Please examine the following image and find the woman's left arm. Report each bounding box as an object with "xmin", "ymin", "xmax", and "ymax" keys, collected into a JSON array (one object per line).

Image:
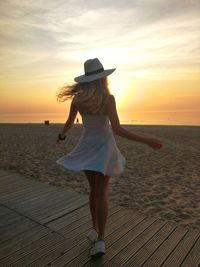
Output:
[{"xmin": 61, "ymin": 99, "xmax": 78, "ymax": 136}]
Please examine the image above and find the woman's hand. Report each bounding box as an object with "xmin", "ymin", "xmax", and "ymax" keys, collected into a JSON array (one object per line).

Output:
[
  {"xmin": 145, "ymin": 138, "xmax": 163, "ymax": 149},
  {"xmin": 56, "ymin": 138, "xmax": 61, "ymax": 145},
  {"xmin": 56, "ymin": 133, "xmax": 66, "ymax": 145}
]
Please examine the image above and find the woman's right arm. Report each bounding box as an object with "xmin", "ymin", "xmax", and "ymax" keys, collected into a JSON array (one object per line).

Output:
[{"xmin": 107, "ymin": 95, "xmax": 162, "ymax": 149}]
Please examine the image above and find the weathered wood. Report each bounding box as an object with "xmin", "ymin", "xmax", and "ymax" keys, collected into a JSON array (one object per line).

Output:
[
  {"xmin": 181, "ymin": 235, "xmax": 200, "ymax": 267},
  {"xmin": 124, "ymin": 221, "xmax": 176, "ymax": 266},
  {"xmin": 0, "ymin": 217, "xmax": 37, "ymax": 244},
  {"xmin": 162, "ymin": 228, "xmax": 200, "ymax": 267},
  {"xmin": 17, "ymin": 190, "xmax": 76, "ymax": 214},
  {"xmin": 0, "ymin": 184, "xmax": 53, "ymax": 201},
  {"xmin": 143, "ymin": 225, "xmax": 189, "ymax": 266},
  {"xmin": 46, "ymin": 203, "xmax": 91, "ymax": 230},
  {"xmin": 0, "ymin": 206, "xmax": 27, "ymax": 227},
  {"xmin": 14, "ymin": 191, "xmax": 81, "ymax": 217},
  {"xmin": 57, "ymin": 209, "xmax": 142, "ymax": 267},
  {"xmin": 0, "ymin": 181, "xmax": 59, "ymax": 201},
  {"xmin": 0, "ymin": 170, "xmax": 15, "ymax": 176},
  {"xmin": 1, "ymin": 169, "xmax": 200, "ymax": 267},
  {"xmin": 60, "ymin": 205, "xmax": 123, "ymax": 236},
  {"xmin": 28, "ymin": 206, "xmax": 128, "ymax": 266},
  {"xmin": 0, "ymin": 231, "xmax": 65, "ymax": 266},
  {"xmin": 0, "ymin": 178, "xmax": 30, "ymax": 191},
  {"xmin": 46, "ymin": 201, "xmax": 117, "ymax": 231},
  {"xmin": 0, "ymin": 225, "xmax": 50, "ymax": 259},
  {"xmin": 0, "ymin": 176, "xmax": 74, "ymax": 203},
  {"xmin": 38, "ymin": 197, "xmax": 89, "ymax": 224}
]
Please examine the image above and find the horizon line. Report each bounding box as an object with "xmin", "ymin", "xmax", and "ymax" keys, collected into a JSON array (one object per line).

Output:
[{"xmin": 0, "ymin": 122, "xmax": 199, "ymax": 127}]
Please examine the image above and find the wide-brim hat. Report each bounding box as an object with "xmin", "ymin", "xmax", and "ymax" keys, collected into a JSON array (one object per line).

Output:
[{"xmin": 74, "ymin": 58, "xmax": 116, "ymax": 83}]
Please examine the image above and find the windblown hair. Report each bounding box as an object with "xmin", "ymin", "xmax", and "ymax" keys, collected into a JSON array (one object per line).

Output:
[{"xmin": 56, "ymin": 77, "xmax": 111, "ymax": 114}]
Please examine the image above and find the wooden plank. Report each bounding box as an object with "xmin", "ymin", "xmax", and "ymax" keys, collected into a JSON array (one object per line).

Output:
[
  {"xmin": 181, "ymin": 235, "xmax": 200, "ymax": 267},
  {"xmin": 0, "ymin": 217, "xmax": 37, "ymax": 244},
  {"xmin": 106, "ymin": 218, "xmax": 165, "ymax": 266},
  {"xmin": 1, "ymin": 172, "xmax": 73, "ymax": 196},
  {"xmin": 87, "ymin": 215, "xmax": 152, "ymax": 265},
  {"xmin": 46, "ymin": 201, "xmax": 117, "ymax": 231},
  {"xmin": 3, "ymin": 190, "xmax": 79, "ymax": 219},
  {"xmin": 0, "ymin": 178, "xmax": 31, "ymax": 190},
  {"xmin": 61, "ymin": 204, "xmax": 123, "ymax": 235},
  {"xmin": 0, "ymin": 173, "xmax": 36, "ymax": 188},
  {"xmin": 0, "ymin": 207, "xmax": 25, "ymax": 227},
  {"xmin": 0, "ymin": 172, "xmax": 26, "ymax": 181},
  {"xmin": 0, "ymin": 182, "xmax": 57, "ymax": 201},
  {"xmin": 2, "ymin": 205, "xmax": 121, "ymax": 266},
  {"xmin": 0, "ymin": 204, "xmax": 14, "ymax": 216},
  {"xmin": 1, "ymin": 176, "xmax": 89, "ymax": 227},
  {"xmin": 4, "ymin": 189, "xmax": 77, "ymax": 214},
  {"xmin": 0, "ymin": 173, "xmax": 31, "ymax": 185},
  {"xmin": 161, "ymin": 228, "xmax": 200, "ymax": 267},
  {"xmin": 0, "ymin": 172, "xmax": 86, "ymax": 211},
  {"xmin": 0, "ymin": 231, "xmax": 65, "ymax": 266},
  {"xmin": 0, "ymin": 170, "xmax": 13, "ymax": 176},
  {"xmin": 143, "ymin": 225, "xmax": 189, "ymax": 266},
  {"xmin": 0, "ymin": 225, "xmax": 50, "ymax": 259},
  {"xmin": 40, "ymin": 198, "xmax": 89, "ymax": 224},
  {"xmin": 10, "ymin": 189, "xmax": 76, "ymax": 211},
  {"xmin": 27, "ymin": 194, "xmax": 85, "ymax": 219},
  {"xmin": 0, "ymin": 177, "xmax": 71, "ymax": 201},
  {"xmin": 31, "ymin": 198, "xmax": 88, "ymax": 224},
  {"xmin": 0, "ymin": 179, "xmax": 33, "ymax": 195},
  {"xmin": 46, "ymin": 203, "xmax": 91, "ymax": 230},
  {"xmin": 57, "ymin": 204, "xmax": 123, "ymax": 236},
  {"xmin": 62, "ymin": 211, "xmax": 146, "ymax": 267},
  {"xmin": 26, "ymin": 206, "xmax": 129, "ymax": 266},
  {"xmin": 21, "ymin": 190, "xmax": 77, "ymax": 215},
  {"xmin": 123, "ymin": 221, "xmax": 176, "ymax": 267},
  {"xmin": 79, "ymin": 212, "xmax": 147, "ymax": 267},
  {"xmin": 1, "ymin": 170, "xmax": 200, "ymax": 267},
  {"xmin": 103, "ymin": 211, "xmax": 147, "ymax": 248},
  {"xmin": 0, "ymin": 172, "xmax": 73, "ymax": 198},
  {"xmin": 0, "ymin": 189, "xmax": 62, "ymax": 213},
  {"xmin": 0, "ymin": 210, "xmax": 32, "ymax": 235}
]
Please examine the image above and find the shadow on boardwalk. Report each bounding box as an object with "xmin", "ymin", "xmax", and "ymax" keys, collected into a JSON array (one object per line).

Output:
[{"xmin": 0, "ymin": 169, "xmax": 200, "ymax": 266}]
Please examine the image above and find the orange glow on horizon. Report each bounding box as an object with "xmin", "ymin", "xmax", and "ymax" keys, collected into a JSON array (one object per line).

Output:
[{"xmin": 0, "ymin": 1, "xmax": 199, "ymax": 125}]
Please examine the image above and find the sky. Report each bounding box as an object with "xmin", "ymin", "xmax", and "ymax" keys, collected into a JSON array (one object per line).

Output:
[{"xmin": 0, "ymin": 0, "xmax": 200, "ymax": 125}]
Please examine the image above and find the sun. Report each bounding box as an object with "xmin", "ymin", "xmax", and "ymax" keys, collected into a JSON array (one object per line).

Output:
[
  {"xmin": 108, "ymin": 76, "xmax": 128, "ymax": 106},
  {"xmin": 109, "ymin": 77, "xmax": 125, "ymax": 105}
]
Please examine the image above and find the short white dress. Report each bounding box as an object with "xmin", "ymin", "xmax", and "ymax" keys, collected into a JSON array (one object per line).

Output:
[{"xmin": 56, "ymin": 114, "xmax": 126, "ymax": 177}]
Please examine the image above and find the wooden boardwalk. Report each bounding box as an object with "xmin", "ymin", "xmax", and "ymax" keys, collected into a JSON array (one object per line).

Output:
[{"xmin": 0, "ymin": 169, "xmax": 200, "ymax": 267}]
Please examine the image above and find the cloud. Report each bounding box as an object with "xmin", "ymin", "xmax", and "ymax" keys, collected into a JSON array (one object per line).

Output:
[{"xmin": 0, "ymin": 0, "xmax": 199, "ymax": 81}]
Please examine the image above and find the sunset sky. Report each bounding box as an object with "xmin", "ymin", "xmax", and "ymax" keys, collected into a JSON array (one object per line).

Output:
[{"xmin": 1, "ymin": 0, "xmax": 200, "ymax": 125}]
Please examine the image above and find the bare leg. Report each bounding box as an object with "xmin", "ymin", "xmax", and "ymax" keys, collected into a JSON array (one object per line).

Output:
[
  {"xmin": 84, "ymin": 170, "xmax": 98, "ymax": 231},
  {"xmin": 95, "ymin": 171, "xmax": 110, "ymax": 241}
]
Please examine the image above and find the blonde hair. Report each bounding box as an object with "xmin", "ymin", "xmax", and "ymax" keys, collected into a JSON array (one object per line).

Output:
[{"xmin": 56, "ymin": 77, "xmax": 111, "ymax": 114}]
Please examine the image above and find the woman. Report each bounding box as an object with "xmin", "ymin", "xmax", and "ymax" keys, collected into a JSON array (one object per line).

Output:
[{"xmin": 56, "ymin": 58, "xmax": 162, "ymax": 257}]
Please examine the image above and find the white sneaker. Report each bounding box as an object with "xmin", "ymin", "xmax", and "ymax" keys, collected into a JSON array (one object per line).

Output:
[
  {"xmin": 90, "ymin": 240, "xmax": 106, "ymax": 257},
  {"xmin": 86, "ymin": 228, "xmax": 98, "ymax": 243}
]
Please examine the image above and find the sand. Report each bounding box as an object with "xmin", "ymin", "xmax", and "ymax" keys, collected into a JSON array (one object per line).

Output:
[{"xmin": 0, "ymin": 123, "xmax": 200, "ymax": 231}]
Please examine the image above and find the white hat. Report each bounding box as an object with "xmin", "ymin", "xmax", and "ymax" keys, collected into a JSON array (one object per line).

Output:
[{"xmin": 74, "ymin": 58, "xmax": 116, "ymax": 83}]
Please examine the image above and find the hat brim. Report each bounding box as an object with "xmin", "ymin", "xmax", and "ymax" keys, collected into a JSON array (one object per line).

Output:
[{"xmin": 74, "ymin": 68, "xmax": 116, "ymax": 83}]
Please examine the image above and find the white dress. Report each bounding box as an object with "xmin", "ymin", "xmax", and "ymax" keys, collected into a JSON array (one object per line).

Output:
[{"xmin": 56, "ymin": 114, "xmax": 126, "ymax": 177}]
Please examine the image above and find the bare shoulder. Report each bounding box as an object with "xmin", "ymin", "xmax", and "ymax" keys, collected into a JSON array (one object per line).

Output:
[
  {"xmin": 106, "ymin": 94, "xmax": 121, "ymax": 133},
  {"xmin": 108, "ymin": 94, "xmax": 115, "ymax": 100},
  {"xmin": 107, "ymin": 95, "xmax": 116, "ymax": 112}
]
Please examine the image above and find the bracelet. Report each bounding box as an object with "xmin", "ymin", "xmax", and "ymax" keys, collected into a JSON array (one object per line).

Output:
[{"xmin": 58, "ymin": 133, "xmax": 66, "ymax": 140}]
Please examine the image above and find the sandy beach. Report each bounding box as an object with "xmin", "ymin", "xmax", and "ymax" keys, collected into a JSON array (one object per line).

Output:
[{"xmin": 0, "ymin": 123, "xmax": 200, "ymax": 231}]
